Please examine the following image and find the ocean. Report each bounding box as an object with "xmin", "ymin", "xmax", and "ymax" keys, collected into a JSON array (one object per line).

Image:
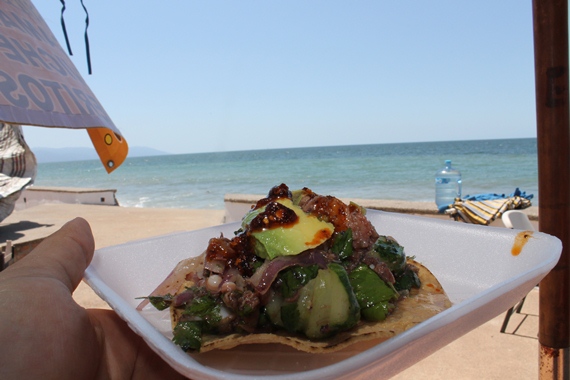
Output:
[{"xmin": 33, "ymin": 138, "xmax": 538, "ymax": 210}]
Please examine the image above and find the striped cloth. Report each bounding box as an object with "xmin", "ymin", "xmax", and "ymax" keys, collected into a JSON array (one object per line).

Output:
[
  {"xmin": 445, "ymin": 191, "xmax": 532, "ymax": 225},
  {"xmin": 0, "ymin": 123, "xmax": 37, "ymax": 222}
]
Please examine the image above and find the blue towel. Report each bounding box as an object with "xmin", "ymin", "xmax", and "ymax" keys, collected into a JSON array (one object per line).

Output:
[{"xmin": 463, "ymin": 188, "xmax": 533, "ymax": 202}]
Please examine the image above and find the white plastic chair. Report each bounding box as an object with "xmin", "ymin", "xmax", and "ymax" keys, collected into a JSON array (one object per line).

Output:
[
  {"xmin": 500, "ymin": 210, "xmax": 535, "ymax": 333},
  {"xmin": 502, "ymin": 210, "xmax": 535, "ymax": 230}
]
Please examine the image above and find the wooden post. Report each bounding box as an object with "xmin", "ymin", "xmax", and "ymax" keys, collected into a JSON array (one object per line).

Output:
[{"xmin": 533, "ymin": 0, "xmax": 570, "ymax": 378}]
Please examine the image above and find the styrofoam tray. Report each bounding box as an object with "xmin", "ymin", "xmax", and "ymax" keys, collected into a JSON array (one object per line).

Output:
[{"xmin": 84, "ymin": 210, "xmax": 561, "ymax": 380}]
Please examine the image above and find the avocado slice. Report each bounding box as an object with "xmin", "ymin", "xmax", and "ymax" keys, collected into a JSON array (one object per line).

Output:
[{"xmin": 243, "ymin": 198, "xmax": 334, "ymax": 260}]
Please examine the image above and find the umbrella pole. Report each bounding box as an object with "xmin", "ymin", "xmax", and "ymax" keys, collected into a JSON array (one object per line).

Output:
[{"xmin": 533, "ymin": 0, "xmax": 570, "ymax": 378}]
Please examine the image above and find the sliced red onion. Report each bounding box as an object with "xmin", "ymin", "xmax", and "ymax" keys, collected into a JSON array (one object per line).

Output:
[
  {"xmin": 173, "ymin": 288, "xmax": 196, "ymax": 307},
  {"xmin": 247, "ymin": 250, "xmax": 329, "ymax": 295}
]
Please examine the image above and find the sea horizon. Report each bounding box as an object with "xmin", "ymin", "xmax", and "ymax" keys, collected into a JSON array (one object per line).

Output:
[
  {"xmin": 33, "ymin": 137, "xmax": 538, "ymax": 210},
  {"xmin": 32, "ymin": 136, "xmax": 536, "ymax": 164}
]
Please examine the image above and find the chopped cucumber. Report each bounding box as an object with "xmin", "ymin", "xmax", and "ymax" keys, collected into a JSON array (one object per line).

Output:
[{"xmin": 279, "ymin": 263, "xmax": 360, "ymax": 339}]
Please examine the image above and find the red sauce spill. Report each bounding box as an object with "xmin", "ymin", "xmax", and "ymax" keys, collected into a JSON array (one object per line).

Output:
[{"xmin": 511, "ymin": 231, "xmax": 534, "ymax": 256}]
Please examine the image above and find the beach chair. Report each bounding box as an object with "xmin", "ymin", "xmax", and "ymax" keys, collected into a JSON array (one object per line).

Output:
[
  {"xmin": 444, "ymin": 189, "xmax": 533, "ymax": 225},
  {"xmin": 500, "ymin": 210, "xmax": 535, "ymax": 333}
]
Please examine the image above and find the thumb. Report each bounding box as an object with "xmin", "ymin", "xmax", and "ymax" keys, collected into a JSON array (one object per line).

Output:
[{"xmin": 3, "ymin": 217, "xmax": 95, "ymax": 292}]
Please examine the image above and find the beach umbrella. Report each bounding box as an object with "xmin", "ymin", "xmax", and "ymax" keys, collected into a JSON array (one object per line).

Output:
[
  {"xmin": 532, "ymin": 0, "xmax": 570, "ymax": 377},
  {"xmin": 0, "ymin": 1, "xmax": 128, "ymax": 174}
]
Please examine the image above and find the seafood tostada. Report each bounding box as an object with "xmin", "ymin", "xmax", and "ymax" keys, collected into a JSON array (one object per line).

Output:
[{"xmin": 139, "ymin": 184, "xmax": 451, "ymax": 353}]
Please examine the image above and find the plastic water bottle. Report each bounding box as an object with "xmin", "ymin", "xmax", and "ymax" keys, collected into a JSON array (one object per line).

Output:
[{"xmin": 435, "ymin": 160, "xmax": 462, "ymax": 210}]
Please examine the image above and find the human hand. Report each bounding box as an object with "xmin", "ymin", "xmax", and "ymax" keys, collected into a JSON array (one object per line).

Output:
[{"xmin": 0, "ymin": 218, "xmax": 187, "ymax": 380}]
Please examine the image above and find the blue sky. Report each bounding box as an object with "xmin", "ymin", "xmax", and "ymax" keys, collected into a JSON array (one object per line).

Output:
[{"xmin": 25, "ymin": 1, "xmax": 536, "ymax": 155}]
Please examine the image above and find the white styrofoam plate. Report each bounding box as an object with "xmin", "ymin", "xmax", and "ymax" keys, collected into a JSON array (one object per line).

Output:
[{"xmin": 84, "ymin": 210, "xmax": 561, "ymax": 380}]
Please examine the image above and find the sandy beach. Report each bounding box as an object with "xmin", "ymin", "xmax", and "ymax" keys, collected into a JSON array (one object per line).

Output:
[{"xmin": 1, "ymin": 202, "xmax": 540, "ymax": 379}]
